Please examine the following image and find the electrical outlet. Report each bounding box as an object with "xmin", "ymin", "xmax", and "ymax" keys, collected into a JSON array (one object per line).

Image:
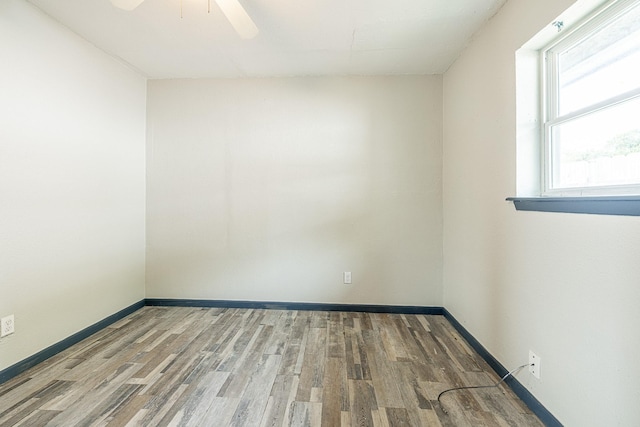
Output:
[
  {"xmin": 343, "ymin": 272, "xmax": 352, "ymax": 284},
  {"xmin": 1, "ymin": 315, "xmax": 15, "ymax": 337},
  {"xmin": 529, "ymin": 350, "xmax": 541, "ymax": 379}
]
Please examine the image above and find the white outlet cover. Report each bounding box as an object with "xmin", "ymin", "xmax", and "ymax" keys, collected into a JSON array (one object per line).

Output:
[
  {"xmin": 529, "ymin": 350, "xmax": 541, "ymax": 379},
  {"xmin": 1, "ymin": 314, "xmax": 15, "ymax": 337},
  {"xmin": 343, "ymin": 272, "xmax": 352, "ymax": 284}
]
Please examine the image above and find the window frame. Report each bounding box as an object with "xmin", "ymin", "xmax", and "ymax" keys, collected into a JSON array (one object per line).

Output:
[{"xmin": 540, "ymin": 0, "xmax": 640, "ymax": 197}]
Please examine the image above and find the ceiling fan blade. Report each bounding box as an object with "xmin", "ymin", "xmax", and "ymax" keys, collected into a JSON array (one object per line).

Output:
[
  {"xmin": 215, "ymin": 0, "xmax": 259, "ymax": 39},
  {"xmin": 110, "ymin": 0, "xmax": 146, "ymax": 11}
]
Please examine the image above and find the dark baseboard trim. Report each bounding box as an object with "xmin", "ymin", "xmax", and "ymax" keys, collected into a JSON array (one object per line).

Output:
[
  {"xmin": 0, "ymin": 300, "xmax": 145, "ymax": 385},
  {"xmin": 144, "ymin": 298, "xmax": 444, "ymax": 315},
  {"xmin": 443, "ymin": 309, "xmax": 562, "ymax": 427}
]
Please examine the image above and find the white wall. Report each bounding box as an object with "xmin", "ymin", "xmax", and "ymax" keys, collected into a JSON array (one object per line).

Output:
[
  {"xmin": 146, "ymin": 76, "xmax": 442, "ymax": 306},
  {"xmin": 0, "ymin": 0, "xmax": 146, "ymax": 371},
  {"xmin": 443, "ymin": 0, "xmax": 640, "ymax": 425}
]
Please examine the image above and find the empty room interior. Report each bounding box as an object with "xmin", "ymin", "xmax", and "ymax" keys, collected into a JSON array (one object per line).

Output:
[{"xmin": 1, "ymin": 0, "xmax": 640, "ymax": 425}]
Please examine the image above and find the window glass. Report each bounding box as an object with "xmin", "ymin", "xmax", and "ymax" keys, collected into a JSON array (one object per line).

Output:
[
  {"xmin": 544, "ymin": 0, "xmax": 640, "ymax": 194},
  {"xmin": 558, "ymin": 2, "xmax": 640, "ymax": 115},
  {"xmin": 550, "ymin": 96, "xmax": 640, "ymax": 189}
]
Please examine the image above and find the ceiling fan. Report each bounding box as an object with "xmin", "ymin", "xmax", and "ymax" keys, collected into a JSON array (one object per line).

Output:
[{"xmin": 109, "ymin": 0, "xmax": 259, "ymax": 39}]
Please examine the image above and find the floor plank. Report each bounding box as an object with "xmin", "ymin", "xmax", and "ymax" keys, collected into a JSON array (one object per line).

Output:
[{"xmin": 0, "ymin": 307, "xmax": 544, "ymax": 426}]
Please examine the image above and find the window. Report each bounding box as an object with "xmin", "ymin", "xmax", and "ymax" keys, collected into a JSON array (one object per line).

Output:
[{"xmin": 542, "ymin": 0, "xmax": 640, "ymax": 195}]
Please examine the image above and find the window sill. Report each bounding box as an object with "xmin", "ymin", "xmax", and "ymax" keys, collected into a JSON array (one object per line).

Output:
[{"xmin": 506, "ymin": 196, "xmax": 640, "ymax": 216}]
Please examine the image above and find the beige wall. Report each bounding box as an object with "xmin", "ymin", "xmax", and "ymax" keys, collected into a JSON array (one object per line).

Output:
[
  {"xmin": 146, "ymin": 76, "xmax": 443, "ymax": 306},
  {"xmin": 443, "ymin": 0, "xmax": 640, "ymax": 425},
  {"xmin": 0, "ymin": 0, "xmax": 146, "ymax": 371}
]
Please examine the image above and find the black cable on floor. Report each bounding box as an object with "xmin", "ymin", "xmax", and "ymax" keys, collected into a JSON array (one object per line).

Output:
[{"xmin": 437, "ymin": 363, "xmax": 531, "ymax": 414}]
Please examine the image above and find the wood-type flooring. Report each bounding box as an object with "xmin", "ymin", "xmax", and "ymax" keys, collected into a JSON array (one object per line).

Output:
[{"xmin": 0, "ymin": 307, "xmax": 544, "ymax": 426}]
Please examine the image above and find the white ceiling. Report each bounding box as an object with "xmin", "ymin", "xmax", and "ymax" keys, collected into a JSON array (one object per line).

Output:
[{"xmin": 26, "ymin": 0, "xmax": 507, "ymax": 79}]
